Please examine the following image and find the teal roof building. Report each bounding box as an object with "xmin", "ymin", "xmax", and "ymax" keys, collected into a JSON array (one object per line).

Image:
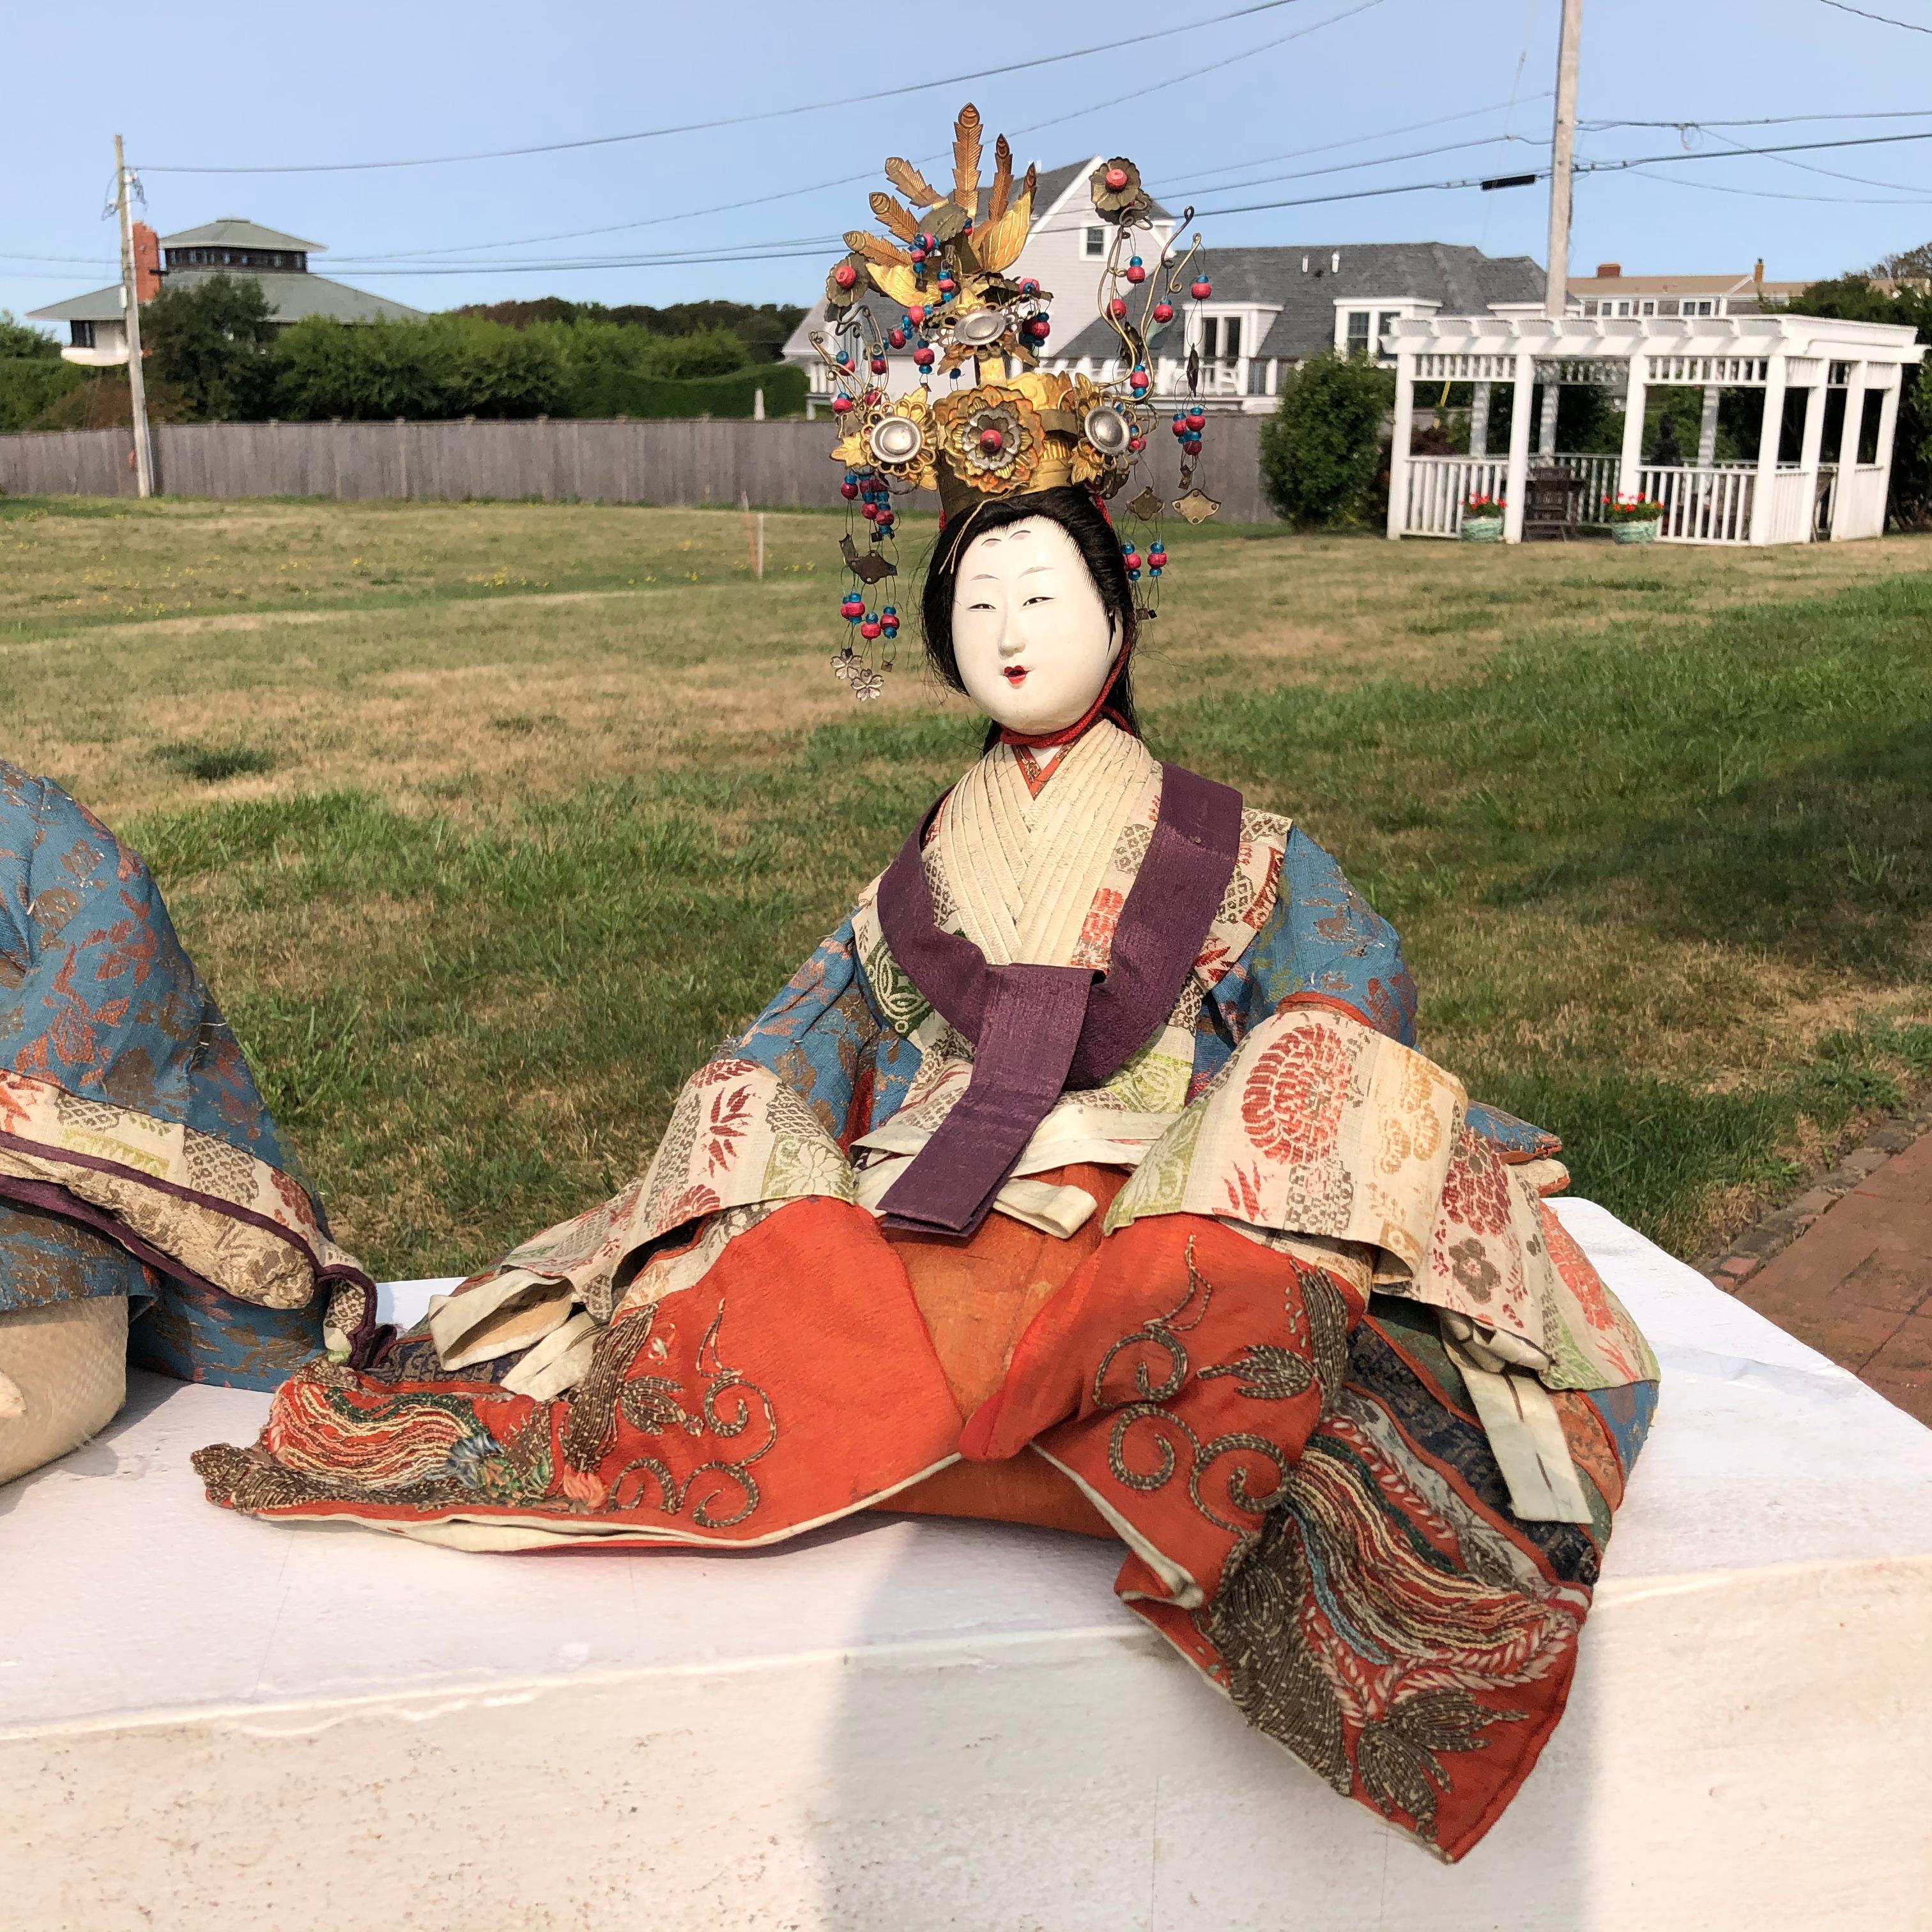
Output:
[{"xmin": 29, "ymin": 218, "xmax": 422, "ymax": 365}]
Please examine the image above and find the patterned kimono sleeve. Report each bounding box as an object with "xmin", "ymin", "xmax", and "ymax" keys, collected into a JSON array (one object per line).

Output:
[
  {"xmin": 727, "ymin": 908, "xmax": 910, "ymax": 1153},
  {"xmin": 0, "ymin": 762, "xmax": 329, "ymax": 1386},
  {"xmin": 1192, "ymin": 828, "xmax": 1416, "ymax": 1099},
  {"xmin": 1193, "ymin": 830, "xmax": 1561, "ymax": 1167}
]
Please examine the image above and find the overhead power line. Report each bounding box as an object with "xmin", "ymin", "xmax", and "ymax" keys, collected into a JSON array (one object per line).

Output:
[
  {"xmin": 0, "ymin": 252, "xmax": 123, "ymax": 267},
  {"xmin": 335, "ymin": 127, "xmax": 1542, "ymax": 274},
  {"xmin": 341, "ymin": 252, "xmax": 841, "ymax": 277},
  {"xmin": 1188, "ymin": 124, "xmax": 1932, "ymax": 220},
  {"xmin": 1584, "ymin": 107, "xmax": 1932, "ymax": 129},
  {"xmin": 137, "ymin": 0, "xmax": 1334, "ymax": 174},
  {"xmin": 326, "ymin": 123, "xmax": 1932, "ymax": 279},
  {"xmin": 1163, "ymin": 130, "xmax": 1538, "ymax": 203},
  {"xmin": 338, "ymin": 0, "xmax": 1394, "ymax": 264},
  {"xmin": 1167, "ymin": 92, "xmax": 1549, "ymax": 189},
  {"xmin": 1813, "ymin": 0, "xmax": 1932, "ymax": 31},
  {"xmin": 1699, "ymin": 123, "xmax": 1928, "ymax": 195},
  {"xmin": 1624, "ymin": 168, "xmax": 1927, "ymax": 206}
]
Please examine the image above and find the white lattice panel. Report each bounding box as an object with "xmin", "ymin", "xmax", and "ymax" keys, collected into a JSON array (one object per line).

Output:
[
  {"xmin": 1644, "ymin": 356, "xmax": 1771, "ymax": 387},
  {"xmin": 1413, "ymin": 353, "xmax": 1514, "ymax": 381}
]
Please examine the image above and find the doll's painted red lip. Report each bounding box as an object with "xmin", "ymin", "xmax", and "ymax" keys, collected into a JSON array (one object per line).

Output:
[{"xmin": 1002, "ymin": 666, "xmax": 1028, "ymax": 684}]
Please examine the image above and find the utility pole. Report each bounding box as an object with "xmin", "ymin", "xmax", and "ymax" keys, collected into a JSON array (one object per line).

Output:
[
  {"xmin": 1544, "ymin": 0, "xmax": 1584, "ymax": 321},
  {"xmin": 114, "ymin": 134, "xmax": 155, "ymax": 498}
]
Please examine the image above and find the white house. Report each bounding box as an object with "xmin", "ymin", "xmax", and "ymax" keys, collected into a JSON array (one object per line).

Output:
[
  {"xmin": 1048, "ymin": 243, "xmax": 1542, "ymax": 414},
  {"xmin": 785, "ymin": 188, "xmax": 1545, "ymax": 418},
  {"xmin": 29, "ymin": 218, "xmax": 421, "ymax": 366},
  {"xmin": 783, "ymin": 160, "xmax": 1174, "ymax": 410}
]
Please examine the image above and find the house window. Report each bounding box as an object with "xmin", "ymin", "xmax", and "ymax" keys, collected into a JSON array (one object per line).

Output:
[
  {"xmin": 1685, "ymin": 298, "xmax": 1715, "ymax": 317},
  {"xmin": 1203, "ymin": 316, "xmax": 1241, "ymax": 360},
  {"xmin": 70, "ymin": 320, "xmax": 95, "ymax": 348},
  {"xmin": 1345, "ymin": 310, "xmax": 1370, "ymax": 355},
  {"xmin": 1376, "ymin": 310, "xmax": 1399, "ymax": 349},
  {"xmin": 1084, "ymin": 226, "xmax": 1105, "ymax": 258},
  {"xmin": 1639, "ymin": 298, "xmax": 1657, "ymax": 316}
]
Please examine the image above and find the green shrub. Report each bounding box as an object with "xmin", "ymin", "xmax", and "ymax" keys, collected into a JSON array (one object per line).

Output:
[
  {"xmin": 1259, "ymin": 351, "xmax": 1395, "ymax": 528},
  {"xmin": 0, "ymin": 311, "xmax": 61, "ymax": 360},
  {"xmin": 528, "ymin": 319, "xmax": 750, "ymax": 417},
  {"xmin": 0, "ymin": 356, "xmax": 88, "ymax": 432},
  {"xmin": 564, "ymin": 363, "xmax": 807, "ymax": 420},
  {"xmin": 22, "ymin": 371, "xmax": 188, "ymax": 431},
  {"xmin": 272, "ymin": 314, "xmax": 566, "ymax": 420},
  {"xmin": 453, "ymin": 296, "xmax": 804, "ymax": 364}
]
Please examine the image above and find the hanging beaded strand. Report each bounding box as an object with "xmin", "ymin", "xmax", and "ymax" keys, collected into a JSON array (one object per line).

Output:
[
  {"xmin": 821, "ymin": 309, "xmax": 900, "ymax": 702},
  {"xmin": 1094, "ymin": 193, "xmax": 1215, "ymax": 628}
]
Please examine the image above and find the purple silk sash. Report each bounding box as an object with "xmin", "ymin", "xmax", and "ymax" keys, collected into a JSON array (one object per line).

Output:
[{"xmin": 874, "ymin": 762, "xmax": 1241, "ymax": 1238}]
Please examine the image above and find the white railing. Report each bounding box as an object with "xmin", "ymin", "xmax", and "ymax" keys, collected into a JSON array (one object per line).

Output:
[
  {"xmin": 1763, "ymin": 468, "xmax": 1814, "ymax": 545},
  {"xmin": 1158, "ymin": 357, "xmax": 1244, "ymax": 397},
  {"xmin": 1834, "ymin": 463, "xmax": 1889, "ymax": 540},
  {"xmin": 1549, "ymin": 452, "xmax": 1620, "ymax": 523},
  {"xmin": 1404, "ymin": 454, "xmax": 1508, "ymax": 537},
  {"xmin": 1637, "ymin": 464, "xmax": 1756, "ymax": 544}
]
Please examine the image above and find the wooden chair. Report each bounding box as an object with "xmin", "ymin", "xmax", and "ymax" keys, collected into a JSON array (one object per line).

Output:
[{"xmin": 1522, "ymin": 467, "xmax": 1586, "ymax": 540}]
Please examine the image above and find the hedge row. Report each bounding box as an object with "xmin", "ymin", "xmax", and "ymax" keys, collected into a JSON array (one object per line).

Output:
[{"xmin": 0, "ymin": 357, "xmax": 88, "ymax": 433}]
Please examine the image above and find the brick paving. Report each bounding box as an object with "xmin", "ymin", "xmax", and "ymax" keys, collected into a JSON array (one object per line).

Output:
[{"xmin": 1713, "ymin": 1124, "xmax": 1932, "ymax": 1426}]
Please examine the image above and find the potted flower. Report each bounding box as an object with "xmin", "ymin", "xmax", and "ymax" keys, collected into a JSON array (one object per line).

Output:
[
  {"xmin": 1602, "ymin": 493, "xmax": 1665, "ymax": 545},
  {"xmin": 1460, "ymin": 494, "xmax": 1505, "ymax": 542}
]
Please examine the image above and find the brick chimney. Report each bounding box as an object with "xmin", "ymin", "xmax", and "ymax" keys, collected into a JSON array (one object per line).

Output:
[
  {"xmin": 132, "ymin": 222, "xmax": 162, "ymax": 301},
  {"xmin": 1594, "ymin": 261, "xmax": 1622, "ymax": 278}
]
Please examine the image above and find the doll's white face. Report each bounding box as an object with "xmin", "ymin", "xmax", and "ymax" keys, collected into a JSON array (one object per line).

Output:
[{"xmin": 951, "ymin": 517, "xmax": 1122, "ymax": 735}]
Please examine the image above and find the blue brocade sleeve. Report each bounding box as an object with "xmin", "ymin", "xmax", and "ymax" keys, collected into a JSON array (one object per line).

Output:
[
  {"xmin": 1199, "ymin": 825, "xmax": 1417, "ymax": 1066},
  {"xmin": 0, "ymin": 762, "xmax": 326, "ymax": 1386},
  {"xmin": 726, "ymin": 912, "xmax": 921, "ymax": 1149}
]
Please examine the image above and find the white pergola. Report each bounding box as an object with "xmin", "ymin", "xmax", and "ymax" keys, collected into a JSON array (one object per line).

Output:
[{"xmin": 1384, "ymin": 310, "xmax": 1925, "ymax": 546}]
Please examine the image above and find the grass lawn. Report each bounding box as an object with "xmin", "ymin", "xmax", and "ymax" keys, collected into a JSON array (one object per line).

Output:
[{"xmin": 4, "ymin": 491, "xmax": 1929, "ymax": 1277}]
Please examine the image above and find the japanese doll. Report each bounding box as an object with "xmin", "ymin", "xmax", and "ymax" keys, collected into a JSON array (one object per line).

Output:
[{"xmin": 28, "ymin": 114, "xmax": 1666, "ymax": 1862}]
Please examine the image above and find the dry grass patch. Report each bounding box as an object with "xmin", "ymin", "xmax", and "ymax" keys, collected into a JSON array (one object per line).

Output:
[{"xmin": 5, "ymin": 494, "xmax": 1930, "ymax": 1271}]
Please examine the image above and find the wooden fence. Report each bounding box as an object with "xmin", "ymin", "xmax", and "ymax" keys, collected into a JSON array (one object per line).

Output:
[{"xmin": 0, "ymin": 415, "xmax": 1279, "ymax": 523}]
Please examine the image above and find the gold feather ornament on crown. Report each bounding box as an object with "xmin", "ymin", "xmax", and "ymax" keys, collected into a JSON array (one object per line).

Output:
[{"xmin": 813, "ymin": 103, "xmax": 1213, "ymax": 700}]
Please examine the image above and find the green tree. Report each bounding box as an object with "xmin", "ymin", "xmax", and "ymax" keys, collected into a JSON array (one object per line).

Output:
[
  {"xmin": 1782, "ymin": 275, "xmax": 1932, "ymax": 528},
  {"xmin": 451, "ymin": 296, "xmax": 804, "ymax": 363},
  {"xmin": 1259, "ymin": 351, "xmax": 1395, "ymax": 528},
  {"xmin": 272, "ymin": 314, "xmax": 565, "ymax": 420},
  {"xmin": 142, "ymin": 274, "xmax": 280, "ymax": 420},
  {"xmin": 0, "ymin": 310, "xmax": 59, "ymax": 360},
  {"xmin": 1865, "ymin": 241, "xmax": 1932, "ymax": 284}
]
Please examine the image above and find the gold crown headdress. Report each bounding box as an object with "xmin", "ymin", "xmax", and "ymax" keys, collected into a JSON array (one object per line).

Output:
[{"xmin": 814, "ymin": 104, "xmax": 1216, "ymax": 701}]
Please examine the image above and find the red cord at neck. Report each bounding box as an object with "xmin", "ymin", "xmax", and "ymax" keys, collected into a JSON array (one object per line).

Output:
[{"xmin": 997, "ymin": 643, "xmax": 1133, "ymax": 749}]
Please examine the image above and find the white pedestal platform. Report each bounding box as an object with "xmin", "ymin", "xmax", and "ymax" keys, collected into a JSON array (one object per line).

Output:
[{"xmin": 4, "ymin": 1200, "xmax": 1930, "ymax": 1932}]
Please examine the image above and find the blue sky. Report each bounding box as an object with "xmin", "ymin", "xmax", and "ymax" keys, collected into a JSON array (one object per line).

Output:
[{"xmin": 6, "ymin": 0, "xmax": 1929, "ymax": 333}]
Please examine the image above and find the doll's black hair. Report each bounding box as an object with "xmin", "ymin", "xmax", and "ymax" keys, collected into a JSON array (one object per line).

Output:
[{"xmin": 919, "ymin": 485, "xmax": 1140, "ymax": 741}]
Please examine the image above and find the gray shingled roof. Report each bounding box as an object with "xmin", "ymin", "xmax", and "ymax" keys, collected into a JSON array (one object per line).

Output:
[
  {"xmin": 160, "ymin": 217, "xmax": 325, "ymax": 252},
  {"xmin": 27, "ymin": 284, "xmax": 127, "ymax": 323},
  {"xmin": 161, "ymin": 269, "xmax": 423, "ymax": 322},
  {"xmin": 1052, "ymin": 241, "xmax": 1544, "ymax": 364},
  {"xmin": 30, "ymin": 272, "xmax": 423, "ymax": 327}
]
